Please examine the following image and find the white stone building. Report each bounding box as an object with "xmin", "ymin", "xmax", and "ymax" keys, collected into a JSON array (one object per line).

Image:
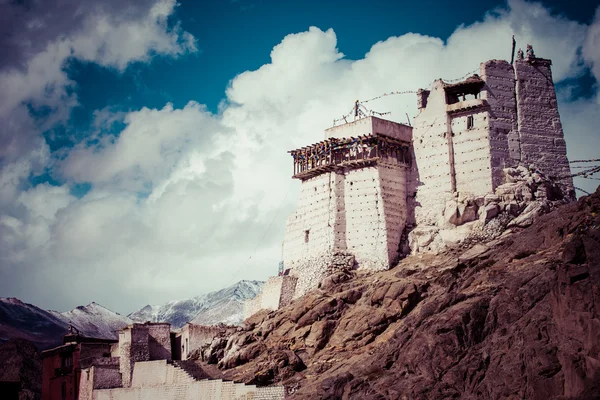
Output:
[
  {"xmin": 77, "ymin": 323, "xmax": 285, "ymax": 400},
  {"xmin": 245, "ymin": 48, "xmax": 574, "ymax": 318}
]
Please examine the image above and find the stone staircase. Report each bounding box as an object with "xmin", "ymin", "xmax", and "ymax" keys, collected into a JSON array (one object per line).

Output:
[
  {"xmin": 107, "ymin": 360, "xmax": 285, "ymax": 400},
  {"xmin": 173, "ymin": 360, "xmax": 211, "ymax": 381}
]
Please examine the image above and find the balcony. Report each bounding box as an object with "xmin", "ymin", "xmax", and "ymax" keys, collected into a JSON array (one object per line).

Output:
[
  {"xmin": 446, "ymin": 98, "xmax": 488, "ymax": 114},
  {"xmin": 289, "ymin": 134, "xmax": 411, "ymax": 180}
]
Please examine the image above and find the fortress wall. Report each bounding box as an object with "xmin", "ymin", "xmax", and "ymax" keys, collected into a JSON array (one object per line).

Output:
[
  {"xmin": 412, "ymin": 81, "xmax": 454, "ymax": 224},
  {"xmin": 283, "ymin": 173, "xmax": 335, "ymax": 263},
  {"xmin": 93, "ymin": 360, "xmax": 286, "ymax": 400},
  {"xmin": 377, "ymin": 161, "xmax": 408, "ymax": 265},
  {"xmin": 481, "ymin": 60, "xmax": 520, "ymax": 188},
  {"xmin": 450, "ymin": 111, "xmax": 494, "ymax": 196},
  {"xmin": 344, "ymin": 167, "xmax": 388, "ymax": 270},
  {"xmin": 514, "ymin": 59, "xmax": 572, "ymax": 188},
  {"xmin": 284, "ymin": 172, "xmax": 343, "ymax": 298}
]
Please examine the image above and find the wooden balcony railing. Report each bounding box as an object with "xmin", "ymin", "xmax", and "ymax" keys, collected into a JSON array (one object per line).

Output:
[{"xmin": 289, "ymin": 134, "xmax": 410, "ymax": 180}]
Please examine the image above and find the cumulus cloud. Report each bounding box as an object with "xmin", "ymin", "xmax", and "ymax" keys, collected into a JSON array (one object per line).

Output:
[
  {"xmin": 0, "ymin": 0, "xmax": 196, "ymax": 163},
  {"xmin": 1, "ymin": 0, "xmax": 598, "ymax": 313}
]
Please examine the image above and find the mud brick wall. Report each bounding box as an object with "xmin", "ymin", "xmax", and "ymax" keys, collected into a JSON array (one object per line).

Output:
[
  {"xmin": 450, "ymin": 110, "xmax": 494, "ymax": 196},
  {"xmin": 412, "ymin": 80, "xmax": 454, "ymax": 225}
]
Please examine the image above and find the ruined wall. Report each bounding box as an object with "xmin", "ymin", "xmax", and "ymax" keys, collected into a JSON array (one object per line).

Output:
[
  {"xmin": 450, "ymin": 110, "xmax": 494, "ymax": 196},
  {"xmin": 412, "ymin": 80, "xmax": 454, "ymax": 225},
  {"xmin": 514, "ymin": 58, "xmax": 572, "ymax": 189}
]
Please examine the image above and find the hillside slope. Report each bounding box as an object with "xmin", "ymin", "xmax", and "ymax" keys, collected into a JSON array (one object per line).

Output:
[{"xmin": 210, "ymin": 187, "xmax": 600, "ymax": 399}]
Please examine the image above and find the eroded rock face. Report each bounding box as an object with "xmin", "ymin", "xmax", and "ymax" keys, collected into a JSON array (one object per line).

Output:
[
  {"xmin": 409, "ymin": 165, "xmax": 574, "ymax": 254},
  {"xmin": 204, "ymin": 186, "xmax": 600, "ymax": 399}
]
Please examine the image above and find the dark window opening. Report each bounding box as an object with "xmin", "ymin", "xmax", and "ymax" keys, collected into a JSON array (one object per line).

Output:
[
  {"xmin": 61, "ymin": 355, "xmax": 73, "ymax": 369},
  {"xmin": 467, "ymin": 116, "xmax": 474, "ymax": 130},
  {"xmin": 61, "ymin": 382, "xmax": 67, "ymax": 400},
  {"xmin": 304, "ymin": 230, "xmax": 310, "ymax": 243}
]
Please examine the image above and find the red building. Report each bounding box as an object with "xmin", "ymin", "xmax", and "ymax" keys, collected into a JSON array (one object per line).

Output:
[{"xmin": 41, "ymin": 331, "xmax": 116, "ymax": 400}]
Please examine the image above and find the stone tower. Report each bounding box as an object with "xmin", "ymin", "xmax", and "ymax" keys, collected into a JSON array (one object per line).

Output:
[
  {"xmin": 412, "ymin": 48, "xmax": 574, "ymax": 227},
  {"xmin": 282, "ymin": 116, "xmax": 413, "ymax": 298}
]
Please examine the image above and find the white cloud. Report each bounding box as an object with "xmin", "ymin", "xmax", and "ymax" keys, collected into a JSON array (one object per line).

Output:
[
  {"xmin": 583, "ymin": 6, "xmax": 600, "ymax": 90},
  {"xmin": 0, "ymin": 0, "xmax": 197, "ymax": 163},
  {"xmin": 1, "ymin": 0, "xmax": 599, "ymax": 313}
]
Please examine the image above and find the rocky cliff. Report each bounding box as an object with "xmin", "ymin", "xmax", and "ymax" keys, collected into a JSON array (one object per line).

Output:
[{"xmin": 205, "ymin": 186, "xmax": 600, "ymax": 399}]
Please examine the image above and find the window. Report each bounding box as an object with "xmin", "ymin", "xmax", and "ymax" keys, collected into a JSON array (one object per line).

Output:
[
  {"xmin": 61, "ymin": 355, "xmax": 72, "ymax": 368},
  {"xmin": 304, "ymin": 230, "xmax": 310, "ymax": 243},
  {"xmin": 467, "ymin": 116, "xmax": 474, "ymax": 130},
  {"xmin": 185, "ymin": 338, "xmax": 188, "ymax": 356},
  {"xmin": 61, "ymin": 382, "xmax": 67, "ymax": 400}
]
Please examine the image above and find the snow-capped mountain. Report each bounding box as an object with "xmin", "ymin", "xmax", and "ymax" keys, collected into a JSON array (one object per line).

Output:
[
  {"xmin": 0, "ymin": 280, "xmax": 263, "ymax": 349},
  {"xmin": 0, "ymin": 297, "xmax": 133, "ymax": 349},
  {"xmin": 49, "ymin": 302, "xmax": 132, "ymax": 340},
  {"xmin": 128, "ymin": 280, "xmax": 264, "ymax": 329}
]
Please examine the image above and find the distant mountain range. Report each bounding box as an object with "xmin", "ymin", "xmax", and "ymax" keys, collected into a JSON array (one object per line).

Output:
[
  {"xmin": 128, "ymin": 280, "xmax": 264, "ymax": 328},
  {"xmin": 0, "ymin": 280, "xmax": 263, "ymax": 350},
  {"xmin": 0, "ymin": 298, "xmax": 130, "ymax": 350}
]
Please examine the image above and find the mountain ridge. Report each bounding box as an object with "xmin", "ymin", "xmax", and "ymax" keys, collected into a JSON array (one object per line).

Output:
[
  {"xmin": 128, "ymin": 280, "xmax": 264, "ymax": 328},
  {"xmin": 0, "ymin": 280, "xmax": 264, "ymax": 349}
]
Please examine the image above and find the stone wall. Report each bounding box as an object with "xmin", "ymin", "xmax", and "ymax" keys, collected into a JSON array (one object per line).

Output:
[
  {"xmin": 243, "ymin": 275, "xmax": 299, "ymax": 319},
  {"xmin": 147, "ymin": 323, "xmax": 172, "ymax": 362},
  {"xmin": 412, "ymin": 80, "xmax": 455, "ymax": 225},
  {"xmin": 243, "ymin": 295, "xmax": 262, "ymax": 320},
  {"xmin": 79, "ymin": 364, "xmax": 122, "ymax": 400},
  {"xmin": 180, "ymin": 325, "xmax": 235, "ymax": 361},
  {"xmin": 514, "ymin": 57, "xmax": 573, "ymax": 191},
  {"xmin": 117, "ymin": 323, "xmax": 172, "ymax": 387},
  {"xmin": 284, "ymin": 172, "xmax": 342, "ymax": 298},
  {"xmin": 260, "ymin": 276, "xmax": 285, "ymax": 311},
  {"xmin": 92, "ymin": 360, "xmax": 285, "ymax": 400},
  {"xmin": 450, "ymin": 110, "xmax": 493, "ymax": 196}
]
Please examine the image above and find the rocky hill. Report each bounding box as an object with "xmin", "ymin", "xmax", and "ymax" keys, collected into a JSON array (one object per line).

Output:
[
  {"xmin": 201, "ymin": 186, "xmax": 600, "ymax": 399},
  {"xmin": 129, "ymin": 280, "xmax": 264, "ymax": 328}
]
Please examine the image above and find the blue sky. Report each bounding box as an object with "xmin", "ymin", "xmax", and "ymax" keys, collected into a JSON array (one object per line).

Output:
[{"xmin": 1, "ymin": 0, "xmax": 599, "ymax": 314}]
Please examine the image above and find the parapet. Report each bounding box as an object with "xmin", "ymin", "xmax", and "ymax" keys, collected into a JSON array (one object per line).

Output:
[{"xmin": 324, "ymin": 116, "xmax": 412, "ymax": 142}]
